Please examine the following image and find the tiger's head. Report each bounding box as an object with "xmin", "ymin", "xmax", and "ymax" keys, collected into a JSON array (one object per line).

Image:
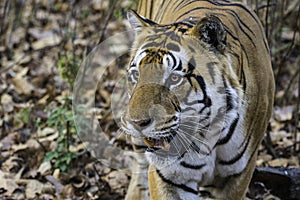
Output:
[{"xmin": 121, "ymin": 10, "xmax": 242, "ymax": 161}]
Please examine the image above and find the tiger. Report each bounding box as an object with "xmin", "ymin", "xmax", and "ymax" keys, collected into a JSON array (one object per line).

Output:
[{"xmin": 121, "ymin": 0, "xmax": 275, "ymax": 199}]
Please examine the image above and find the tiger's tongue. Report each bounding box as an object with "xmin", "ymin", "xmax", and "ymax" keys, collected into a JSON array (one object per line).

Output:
[{"xmin": 143, "ymin": 138, "xmax": 170, "ymax": 151}]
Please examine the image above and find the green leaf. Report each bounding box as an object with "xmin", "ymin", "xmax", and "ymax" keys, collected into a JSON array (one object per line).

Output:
[{"xmin": 44, "ymin": 151, "xmax": 59, "ymax": 162}]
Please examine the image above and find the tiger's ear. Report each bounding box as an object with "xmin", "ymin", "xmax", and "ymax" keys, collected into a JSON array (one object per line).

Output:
[
  {"xmin": 127, "ymin": 10, "xmax": 157, "ymax": 32},
  {"xmin": 192, "ymin": 15, "xmax": 227, "ymax": 52}
]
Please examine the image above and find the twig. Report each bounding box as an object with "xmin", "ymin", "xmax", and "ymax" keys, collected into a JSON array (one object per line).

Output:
[
  {"xmin": 0, "ymin": 53, "xmax": 26, "ymax": 74},
  {"xmin": 70, "ymin": 0, "xmax": 77, "ymax": 66},
  {"xmin": 97, "ymin": 0, "xmax": 119, "ymax": 44},
  {"xmin": 294, "ymin": 61, "xmax": 300, "ymax": 153},
  {"xmin": 255, "ymin": 2, "xmax": 276, "ymax": 13},
  {"xmin": 282, "ymin": 62, "xmax": 300, "ymax": 104},
  {"xmin": 264, "ymin": 0, "xmax": 271, "ymax": 39},
  {"xmin": 263, "ymin": 125, "xmax": 278, "ymax": 158},
  {"xmin": 275, "ymin": 3, "xmax": 300, "ymax": 89},
  {"xmin": 0, "ymin": 0, "xmax": 10, "ymax": 37}
]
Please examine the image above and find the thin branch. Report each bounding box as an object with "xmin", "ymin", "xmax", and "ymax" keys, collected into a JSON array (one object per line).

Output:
[
  {"xmin": 275, "ymin": 3, "xmax": 300, "ymax": 92},
  {"xmin": 294, "ymin": 61, "xmax": 300, "ymax": 152},
  {"xmin": 0, "ymin": 0, "xmax": 10, "ymax": 37},
  {"xmin": 263, "ymin": 126, "xmax": 278, "ymax": 158},
  {"xmin": 97, "ymin": 0, "xmax": 119, "ymax": 44},
  {"xmin": 281, "ymin": 62, "xmax": 300, "ymax": 104},
  {"xmin": 265, "ymin": 0, "xmax": 271, "ymax": 39}
]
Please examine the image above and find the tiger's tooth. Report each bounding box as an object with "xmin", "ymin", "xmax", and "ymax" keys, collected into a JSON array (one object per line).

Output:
[
  {"xmin": 144, "ymin": 138, "xmax": 155, "ymax": 147},
  {"xmin": 162, "ymin": 140, "xmax": 170, "ymax": 151}
]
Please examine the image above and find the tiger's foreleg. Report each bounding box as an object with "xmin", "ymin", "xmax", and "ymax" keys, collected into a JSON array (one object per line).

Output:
[
  {"xmin": 148, "ymin": 165, "xmax": 201, "ymax": 200},
  {"xmin": 125, "ymin": 137, "xmax": 150, "ymax": 200}
]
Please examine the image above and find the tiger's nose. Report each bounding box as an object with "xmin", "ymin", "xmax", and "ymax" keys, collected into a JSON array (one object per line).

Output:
[{"xmin": 131, "ymin": 118, "xmax": 152, "ymax": 129}]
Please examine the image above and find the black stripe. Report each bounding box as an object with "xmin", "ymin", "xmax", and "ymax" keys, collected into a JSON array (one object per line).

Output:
[
  {"xmin": 182, "ymin": 98, "xmax": 210, "ymax": 107},
  {"xmin": 174, "ymin": 0, "xmax": 187, "ymax": 12},
  {"xmin": 206, "ymin": 1, "xmax": 256, "ymax": 37},
  {"xmin": 132, "ymin": 144, "xmax": 148, "ymax": 152},
  {"xmin": 187, "ymin": 57, "xmax": 196, "ymax": 73},
  {"xmin": 156, "ymin": 169, "xmax": 198, "ymax": 195},
  {"xmin": 222, "ymin": 76, "xmax": 235, "ymax": 111},
  {"xmin": 142, "ymin": 17, "xmax": 157, "ymax": 26},
  {"xmin": 176, "ymin": 7, "xmax": 256, "ymax": 48},
  {"xmin": 175, "ymin": 6, "xmax": 208, "ymax": 21},
  {"xmin": 181, "ymin": 19, "xmax": 197, "ymax": 26},
  {"xmin": 180, "ymin": 161, "xmax": 206, "ymax": 169},
  {"xmin": 198, "ymin": 102, "xmax": 209, "ymax": 114},
  {"xmin": 167, "ymin": 116, "xmax": 178, "ymax": 123},
  {"xmin": 199, "ymin": 111, "xmax": 210, "ymax": 122},
  {"xmin": 209, "ymin": 0, "xmax": 262, "ymax": 29},
  {"xmin": 223, "ymin": 20, "xmax": 253, "ymax": 63},
  {"xmin": 185, "ymin": 73, "xmax": 212, "ymax": 109},
  {"xmin": 148, "ymin": 0, "xmax": 153, "ymax": 19},
  {"xmin": 176, "ymin": 60, "xmax": 183, "ymax": 71},
  {"xmin": 155, "ymin": 0, "xmax": 171, "ymax": 22},
  {"xmin": 174, "ymin": 0, "xmax": 200, "ymax": 12},
  {"xmin": 173, "ymin": 21, "xmax": 194, "ymax": 28},
  {"xmin": 160, "ymin": 123, "xmax": 178, "ymax": 131},
  {"xmin": 190, "ymin": 141, "xmax": 210, "ymax": 155},
  {"xmin": 241, "ymin": 66, "xmax": 247, "ymax": 91},
  {"xmin": 144, "ymin": 1, "xmax": 148, "ymax": 19},
  {"xmin": 263, "ymin": 37, "xmax": 270, "ymax": 53},
  {"xmin": 216, "ymin": 115, "xmax": 239, "ymax": 145},
  {"xmin": 168, "ymin": 52, "xmax": 178, "ymax": 70},
  {"xmin": 224, "ymin": 14, "xmax": 256, "ymax": 48},
  {"xmin": 211, "ymin": 0, "xmax": 269, "ymax": 51},
  {"xmin": 171, "ymin": 100, "xmax": 181, "ymax": 112},
  {"xmin": 193, "ymin": 74, "xmax": 206, "ymax": 94},
  {"xmin": 219, "ymin": 137, "xmax": 261, "ymax": 178},
  {"xmin": 218, "ymin": 134, "xmax": 251, "ymax": 165}
]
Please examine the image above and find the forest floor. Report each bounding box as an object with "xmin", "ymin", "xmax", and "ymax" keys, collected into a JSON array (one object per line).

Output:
[{"xmin": 0, "ymin": 0, "xmax": 299, "ymax": 199}]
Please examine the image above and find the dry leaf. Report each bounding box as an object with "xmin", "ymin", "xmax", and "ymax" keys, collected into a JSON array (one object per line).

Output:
[
  {"xmin": 31, "ymin": 34, "xmax": 62, "ymax": 50},
  {"xmin": 38, "ymin": 162, "xmax": 52, "ymax": 176},
  {"xmin": 267, "ymin": 158, "xmax": 289, "ymax": 167},
  {"xmin": 0, "ymin": 170, "xmax": 19, "ymax": 196},
  {"xmin": 25, "ymin": 180, "xmax": 45, "ymax": 198},
  {"xmin": 28, "ymin": 28, "xmax": 54, "ymax": 40},
  {"xmin": 92, "ymin": 0, "xmax": 109, "ymax": 10},
  {"xmin": 104, "ymin": 171, "xmax": 129, "ymax": 196},
  {"xmin": 11, "ymin": 143, "xmax": 28, "ymax": 153},
  {"xmin": 53, "ymin": 169, "xmax": 60, "ymax": 180},
  {"xmin": 69, "ymin": 142, "xmax": 87, "ymax": 153},
  {"xmin": 38, "ymin": 131, "xmax": 59, "ymax": 143},
  {"xmin": 270, "ymin": 130, "xmax": 290, "ymax": 143},
  {"xmin": 0, "ymin": 132, "xmax": 18, "ymax": 151},
  {"xmin": 11, "ymin": 76, "xmax": 34, "ymax": 95},
  {"xmin": 37, "ymin": 127, "xmax": 56, "ymax": 138},
  {"xmin": 1, "ymin": 93, "xmax": 14, "ymax": 113},
  {"xmin": 273, "ymin": 106, "xmax": 294, "ymax": 122}
]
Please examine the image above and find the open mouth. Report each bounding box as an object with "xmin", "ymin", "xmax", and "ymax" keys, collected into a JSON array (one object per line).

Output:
[{"xmin": 143, "ymin": 132, "xmax": 176, "ymax": 151}]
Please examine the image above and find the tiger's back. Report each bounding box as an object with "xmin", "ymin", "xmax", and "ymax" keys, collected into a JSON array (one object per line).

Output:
[{"xmin": 123, "ymin": 0, "xmax": 274, "ymax": 199}]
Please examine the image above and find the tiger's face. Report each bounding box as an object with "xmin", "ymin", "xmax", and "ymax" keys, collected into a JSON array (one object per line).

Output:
[{"xmin": 121, "ymin": 11, "xmax": 239, "ymax": 161}]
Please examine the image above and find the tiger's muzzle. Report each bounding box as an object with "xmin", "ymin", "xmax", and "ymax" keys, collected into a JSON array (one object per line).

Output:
[{"xmin": 122, "ymin": 84, "xmax": 181, "ymax": 150}]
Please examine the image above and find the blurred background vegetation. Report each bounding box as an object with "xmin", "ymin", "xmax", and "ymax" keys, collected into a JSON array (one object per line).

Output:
[{"xmin": 0, "ymin": 0, "xmax": 299, "ymax": 199}]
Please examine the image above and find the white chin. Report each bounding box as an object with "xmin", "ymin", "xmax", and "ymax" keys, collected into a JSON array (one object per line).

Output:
[{"xmin": 145, "ymin": 148, "xmax": 182, "ymax": 169}]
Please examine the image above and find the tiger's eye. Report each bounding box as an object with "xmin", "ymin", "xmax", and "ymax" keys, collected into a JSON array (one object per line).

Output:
[
  {"xmin": 132, "ymin": 70, "xmax": 139, "ymax": 80},
  {"xmin": 170, "ymin": 74, "xmax": 181, "ymax": 83}
]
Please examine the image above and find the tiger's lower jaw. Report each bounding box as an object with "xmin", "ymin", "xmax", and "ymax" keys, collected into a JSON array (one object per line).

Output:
[
  {"xmin": 143, "ymin": 135, "xmax": 173, "ymax": 151},
  {"xmin": 142, "ymin": 129, "xmax": 178, "ymax": 151}
]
